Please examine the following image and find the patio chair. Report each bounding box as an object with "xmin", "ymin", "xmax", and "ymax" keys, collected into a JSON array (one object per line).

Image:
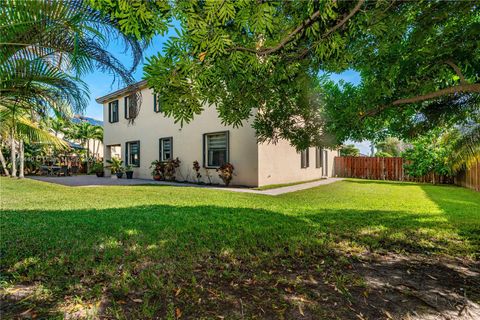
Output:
[
  {"xmin": 40, "ymin": 166, "xmax": 50, "ymax": 176},
  {"xmin": 60, "ymin": 165, "xmax": 69, "ymax": 176}
]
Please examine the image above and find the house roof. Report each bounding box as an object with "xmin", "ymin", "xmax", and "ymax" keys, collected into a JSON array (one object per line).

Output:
[{"xmin": 95, "ymin": 80, "xmax": 148, "ymax": 104}]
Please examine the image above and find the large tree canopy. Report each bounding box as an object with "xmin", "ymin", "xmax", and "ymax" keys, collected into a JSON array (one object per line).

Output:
[
  {"xmin": 323, "ymin": 1, "xmax": 480, "ymax": 142},
  {"xmin": 93, "ymin": 0, "xmax": 479, "ymax": 150}
]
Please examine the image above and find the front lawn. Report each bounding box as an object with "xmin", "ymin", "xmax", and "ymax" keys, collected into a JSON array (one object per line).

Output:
[{"xmin": 1, "ymin": 178, "xmax": 479, "ymax": 319}]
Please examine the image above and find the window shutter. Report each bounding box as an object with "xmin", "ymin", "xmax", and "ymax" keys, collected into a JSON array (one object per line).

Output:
[
  {"xmin": 125, "ymin": 142, "xmax": 128, "ymax": 166},
  {"xmin": 124, "ymin": 97, "xmax": 128, "ymax": 119},
  {"xmin": 108, "ymin": 103, "xmax": 112, "ymax": 123},
  {"xmin": 137, "ymin": 141, "xmax": 140, "ymax": 166}
]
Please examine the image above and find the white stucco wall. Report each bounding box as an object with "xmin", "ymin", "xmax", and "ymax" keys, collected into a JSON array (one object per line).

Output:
[
  {"xmin": 257, "ymin": 140, "xmax": 337, "ymax": 186},
  {"xmin": 102, "ymin": 87, "xmax": 259, "ymax": 186}
]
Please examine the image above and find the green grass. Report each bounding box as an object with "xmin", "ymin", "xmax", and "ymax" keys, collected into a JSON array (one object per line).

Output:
[
  {"xmin": 1, "ymin": 177, "xmax": 479, "ymax": 318},
  {"xmin": 253, "ymin": 178, "xmax": 325, "ymax": 190}
]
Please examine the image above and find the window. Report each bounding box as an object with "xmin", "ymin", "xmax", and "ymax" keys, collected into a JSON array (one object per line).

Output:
[
  {"xmin": 159, "ymin": 137, "xmax": 173, "ymax": 161},
  {"xmin": 153, "ymin": 94, "xmax": 161, "ymax": 113},
  {"xmin": 108, "ymin": 100, "xmax": 119, "ymax": 123},
  {"xmin": 125, "ymin": 141, "xmax": 140, "ymax": 167},
  {"xmin": 204, "ymin": 131, "xmax": 229, "ymax": 168},
  {"xmin": 301, "ymin": 149, "xmax": 309, "ymax": 168},
  {"xmin": 315, "ymin": 147, "xmax": 323, "ymax": 168},
  {"xmin": 124, "ymin": 95, "xmax": 136, "ymax": 119}
]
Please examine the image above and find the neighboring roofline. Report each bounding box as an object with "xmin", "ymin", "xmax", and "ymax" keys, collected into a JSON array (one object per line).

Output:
[{"xmin": 95, "ymin": 80, "xmax": 148, "ymax": 104}]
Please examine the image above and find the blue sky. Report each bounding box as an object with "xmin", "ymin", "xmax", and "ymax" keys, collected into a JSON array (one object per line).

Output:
[{"xmin": 82, "ymin": 35, "xmax": 369, "ymax": 153}]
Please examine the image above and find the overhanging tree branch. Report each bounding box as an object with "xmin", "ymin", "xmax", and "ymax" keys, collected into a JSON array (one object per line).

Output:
[
  {"xmin": 298, "ymin": 0, "xmax": 365, "ymax": 58},
  {"xmin": 363, "ymin": 83, "xmax": 480, "ymax": 117},
  {"xmin": 445, "ymin": 60, "xmax": 466, "ymax": 84},
  {"xmin": 391, "ymin": 83, "xmax": 480, "ymax": 105},
  {"xmin": 230, "ymin": 0, "xmax": 365, "ymax": 56}
]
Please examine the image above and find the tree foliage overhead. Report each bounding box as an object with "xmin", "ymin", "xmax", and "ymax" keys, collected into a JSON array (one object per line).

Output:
[
  {"xmin": 132, "ymin": 0, "xmax": 478, "ymax": 150},
  {"xmin": 323, "ymin": 1, "xmax": 480, "ymax": 142},
  {"xmin": 142, "ymin": 0, "xmax": 383, "ymax": 149}
]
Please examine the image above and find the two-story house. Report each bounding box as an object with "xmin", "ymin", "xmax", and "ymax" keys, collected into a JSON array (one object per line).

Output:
[{"xmin": 96, "ymin": 81, "xmax": 337, "ymax": 187}]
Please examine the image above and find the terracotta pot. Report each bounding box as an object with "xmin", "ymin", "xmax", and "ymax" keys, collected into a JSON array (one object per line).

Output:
[{"xmin": 153, "ymin": 175, "xmax": 162, "ymax": 181}]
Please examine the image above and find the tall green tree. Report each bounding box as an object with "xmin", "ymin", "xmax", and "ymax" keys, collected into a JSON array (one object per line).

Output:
[
  {"xmin": 1, "ymin": 0, "xmax": 147, "ymax": 176},
  {"xmin": 68, "ymin": 122, "xmax": 100, "ymax": 173},
  {"xmin": 339, "ymin": 144, "xmax": 360, "ymax": 157},
  {"xmin": 323, "ymin": 1, "xmax": 479, "ymax": 143},
  {"xmin": 375, "ymin": 138, "xmax": 405, "ymax": 157},
  {"xmin": 111, "ymin": 0, "xmax": 478, "ymax": 150},
  {"xmin": 0, "ymin": 106, "xmax": 66, "ymax": 178}
]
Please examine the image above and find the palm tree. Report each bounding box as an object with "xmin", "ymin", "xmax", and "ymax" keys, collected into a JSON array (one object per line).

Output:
[
  {"xmin": 69, "ymin": 122, "xmax": 99, "ymax": 173},
  {"xmin": 1, "ymin": 0, "xmax": 146, "ymax": 176},
  {"xmin": 0, "ymin": 106, "xmax": 66, "ymax": 178},
  {"xmin": 92, "ymin": 125, "xmax": 104, "ymax": 159},
  {"xmin": 444, "ymin": 122, "xmax": 480, "ymax": 172}
]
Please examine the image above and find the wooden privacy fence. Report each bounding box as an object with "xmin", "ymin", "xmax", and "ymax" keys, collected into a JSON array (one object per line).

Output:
[
  {"xmin": 334, "ymin": 157, "xmax": 406, "ymax": 181},
  {"xmin": 454, "ymin": 160, "xmax": 480, "ymax": 192},
  {"xmin": 334, "ymin": 157, "xmax": 477, "ymax": 189}
]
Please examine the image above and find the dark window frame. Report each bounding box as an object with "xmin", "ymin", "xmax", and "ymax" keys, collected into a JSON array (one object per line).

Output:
[
  {"xmin": 301, "ymin": 149, "xmax": 309, "ymax": 168},
  {"xmin": 153, "ymin": 94, "xmax": 161, "ymax": 113},
  {"xmin": 125, "ymin": 140, "xmax": 140, "ymax": 167},
  {"xmin": 108, "ymin": 100, "xmax": 119, "ymax": 123},
  {"xmin": 159, "ymin": 137, "xmax": 173, "ymax": 161},
  {"xmin": 203, "ymin": 131, "xmax": 229, "ymax": 168},
  {"xmin": 324, "ymin": 149, "xmax": 328, "ymax": 176},
  {"xmin": 315, "ymin": 147, "xmax": 323, "ymax": 168}
]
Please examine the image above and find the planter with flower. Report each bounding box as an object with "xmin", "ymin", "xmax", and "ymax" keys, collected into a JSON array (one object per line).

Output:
[
  {"xmin": 217, "ymin": 162, "xmax": 235, "ymax": 186},
  {"xmin": 125, "ymin": 165, "xmax": 134, "ymax": 179},
  {"xmin": 106, "ymin": 158, "xmax": 124, "ymax": 179},
  {"xmin": 150, "ymin": 160, "xmax": 165, "ymax": 181}
]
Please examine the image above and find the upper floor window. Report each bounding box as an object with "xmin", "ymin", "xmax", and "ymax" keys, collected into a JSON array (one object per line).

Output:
[
  {"xmin": 301, "ymin": 149, "xmax": 309, "ymax": 168},
  {"xmin": 124, "ymin": 95, "xmax": 136, "ymax": 119},
  {"xmin": 108, "ymin": 100, "xmax": 119, "ymax": 123},
  {"xmin": 159, "ymin": 137, "xmax": 173, "ymax": 161},
  {"xmin": 154, "ymin": 94, "xmax": 162, "ymax": 113},
  {"xmin": 125, "ymin": 141, "xmax": 140, "ymax": 167},
  {"xmin": 204, "ymin": 131, "xmax": 229, "ymax": 168}
]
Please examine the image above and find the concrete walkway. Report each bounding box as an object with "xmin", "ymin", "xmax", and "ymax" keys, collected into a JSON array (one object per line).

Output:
[{"xmin": 28, "ymin": 175, "xmax": 343, "ymax": 196}]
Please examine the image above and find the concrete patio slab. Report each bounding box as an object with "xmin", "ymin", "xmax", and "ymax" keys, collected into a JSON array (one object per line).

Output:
[{"xmin": 28, "ymin": 175, "xmax": 343, "ymax": 196}]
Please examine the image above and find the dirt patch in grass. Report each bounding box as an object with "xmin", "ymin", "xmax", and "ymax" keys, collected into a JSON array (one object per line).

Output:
[
  {"xmin": 2, "ymin": 251, "xmax": 478, "ymax": 319},
  {"xmin": 350, "ymin": 252, "xmax": 480, "ymax": 320}
]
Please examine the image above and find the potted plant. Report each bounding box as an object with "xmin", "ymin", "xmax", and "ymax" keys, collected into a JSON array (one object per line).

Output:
[
  {"xmin": 217, "ymin": 162, "xmax": 235, "ymax": 186},
  {"xmin": 115, "ymin": 166, "xmax": 124, "ymax": 179},
  {"xmin": 92, "ymin": 162, "xmax": 104, "ymax": 177},
  {"xmin": 106, "ymin": 157, "xmax": 123, "ymax": 178},
  {"xmin": 125, "ymin": 165, "xmax": 134, "ymax": 179},
  {"xmin": 150, "ymin": 160, "xmax": 165, "ymax": 181}
]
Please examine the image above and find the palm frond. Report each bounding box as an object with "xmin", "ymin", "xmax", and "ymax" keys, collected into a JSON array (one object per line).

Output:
[{"xmin": 446, "ymin": 124, "xmax": 480, "ymax": 171}]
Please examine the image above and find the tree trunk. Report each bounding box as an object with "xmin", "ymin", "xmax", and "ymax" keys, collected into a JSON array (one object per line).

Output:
[
  {"xmin": 10, "ymin": 131, "xmax": 16, "ymax": 177},
  {"xmin": 86, "ymin": 139, "xmax": 90, "ymax": 173},
  {"xmin": 95, "ymin": 140, "xmax": 101, "ymax": 159},
  {"xmin": 0, "ymin": 147, "xmax": 10, "ymax": 177},
  {"xmin": 19, "ymin": 139, "xmax": 24, "ymax": 179}
]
